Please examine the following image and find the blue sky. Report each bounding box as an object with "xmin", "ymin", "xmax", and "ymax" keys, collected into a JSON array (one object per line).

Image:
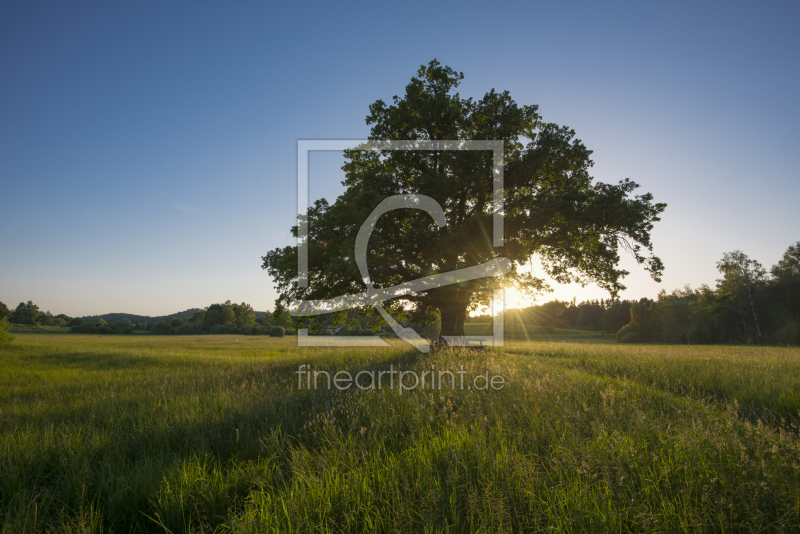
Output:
[{"xmin": 1, "ymin": 0, "xmax": 798, "ymax": 317}]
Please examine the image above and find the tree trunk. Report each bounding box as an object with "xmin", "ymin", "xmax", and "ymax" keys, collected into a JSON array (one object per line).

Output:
[
  {"xmin": 746, "ymin": 283, "xmax": 763, "ymax": 342},
  {"xmin": 439, "ymin": 299, "xmax": 470, "ymax": 339}
]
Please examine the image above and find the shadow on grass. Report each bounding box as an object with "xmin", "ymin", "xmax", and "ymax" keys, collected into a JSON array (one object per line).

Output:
[{"xmin": 0, "ymin": 345, "xmax": 425, "ymax": 533}]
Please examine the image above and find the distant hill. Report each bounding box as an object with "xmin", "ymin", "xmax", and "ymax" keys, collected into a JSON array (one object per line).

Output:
[
  {"xmin": 82, "ymin": 309, "xmax": 269, "ymax": 324},
  {"xmin": 82, "ymin": 308, "xmax": 202, "ymax": 324}
]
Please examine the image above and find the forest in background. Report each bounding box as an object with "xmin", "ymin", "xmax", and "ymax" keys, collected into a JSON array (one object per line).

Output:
[
  {"xmin": 469, "ymin": 243, "xmax": 799, "ymax": 345},
  {"xmin": 1, "ymin": 242, "xmax": 798, "ymax": 344}
]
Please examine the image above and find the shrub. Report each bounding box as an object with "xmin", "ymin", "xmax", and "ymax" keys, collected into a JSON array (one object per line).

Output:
[
  {"xmin": 620, "ymin": 332, "xmax": 641, "ymax": 344},
  {"xmin": 0, "ymin": 317, "xmax": 14, "ymax": 347},
  {"xmin": 175, "ymin": 322, "xmax": 204, "ymax": 335},
  {"xmin": 615, "ymin": 323, "xmax": 636, "ymax": 343},
  {"xmin": 269, "ymin": 326, "xmax": 285, "ymax": 338}
]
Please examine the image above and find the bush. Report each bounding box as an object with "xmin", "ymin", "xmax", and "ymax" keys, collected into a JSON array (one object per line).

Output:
[
  {"xmin": 269, "ymin": 326, "xmax": 285, "ymax": 338},
  {"xmin": 615, "ymin": 323, "xmax": 636, "ymax": 343},
  {"xmin": 620, "ymin": 332, "xmax": 641, "ymax": 344},
  {"xmin": 0, "ymin": 317, "xmax": 14, "ymax": 347},
  {"xmin": 175, "ymin": 322, "xmax": 204, "ymax": 335},
  {"xmin": 121, "ymin": 327, "xmax": 134, "ymax": 334}
]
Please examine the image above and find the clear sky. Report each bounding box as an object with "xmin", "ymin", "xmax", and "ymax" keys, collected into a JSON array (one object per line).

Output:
[{"xmin": 1, "ymin": 0, "xmax": 798, "ymax": 317}]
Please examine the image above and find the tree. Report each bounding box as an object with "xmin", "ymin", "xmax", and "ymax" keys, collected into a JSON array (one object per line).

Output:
[
  {"xmin": 204, "ymin": 302, "xmax": 235, "ymax": 328},
  {"xmin": 0, "ymin": 302, "xmax": 10, "ymax": 321},
  {"xmin": 0, "ymin": 317, "xmax": 14, "ymax": 347},
  {"xmin": 770, "ymin": 242, "xmax": 800, "ymax": 342},
  {"xmin": 716, "ymin": 251, "xmax": 768, "ymax": 343},
  {"xmin": 602, "ymin": 300, "xmax": 632, "ymax": 334},
  {"xmin": 232, "ymin": 302, "xmax": 256, "ymax": 330},
  {"xmin": 166, "ymin": 317, "xmax": 183, "ymax": 327},
  {"xmin": 616, "ymin": 298, "xmax": 660, "ymax": 343},
  {"xmin": 271, "ymin": 305, "xmax": 294, "ymax": 329},
  {"xmin": 263, "ymin": 60, "xmax": 666, "ymax": 338},
  {"xmin": 534, "ymin": 301, "xmax": 569, "ymax": 328},
  {"xmin": 151, "ymin": 322, "xmax": 172, "ymax": 335},
  {"xmin": 655, "ymin": 287, "xmax": 695, "ymax": 344},
  {"xmin": 686, "ymin": 285, "xmax": 723, "ymax": 344},
  {"xmin": 119, "ymin": 318, "xmax": 132, "ymax": 328},
  {"xmin": 11, "ymin": 301, "xmax": 40, "ymax": 325}
]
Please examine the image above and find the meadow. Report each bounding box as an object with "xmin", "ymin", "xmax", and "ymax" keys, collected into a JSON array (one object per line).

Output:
[{"xmin": 1, "ymin": 334, "xmax": 799, "ymax": 533}]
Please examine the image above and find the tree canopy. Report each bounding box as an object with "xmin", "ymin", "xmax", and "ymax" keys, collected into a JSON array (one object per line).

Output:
[
  {"xmin": 262, "ymin": 60, "xmax": 666, "ymax": 338},
  {"xmin": 11, "ymin": 301, "xmax": 41, "ymax": 325}
]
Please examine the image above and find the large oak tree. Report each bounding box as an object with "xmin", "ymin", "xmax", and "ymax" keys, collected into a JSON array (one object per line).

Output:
[{"xmin": 262, "ymin": 60, "xmax": 666, "ymax": 338}]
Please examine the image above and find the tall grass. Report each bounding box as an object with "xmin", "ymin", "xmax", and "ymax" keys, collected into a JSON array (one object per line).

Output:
[{"xmin": 1, "ymin": 335, "xmax": 798, "ymax": 532}]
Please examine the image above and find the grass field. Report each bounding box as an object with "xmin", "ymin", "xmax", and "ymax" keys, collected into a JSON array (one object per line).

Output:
[
  {"xmin": 1, "ymin": 334, "xmax": 799, "ymax": 533},
  {"xmin": 463, "ymin": 323, "xmax": 615, "ymax": 343}
]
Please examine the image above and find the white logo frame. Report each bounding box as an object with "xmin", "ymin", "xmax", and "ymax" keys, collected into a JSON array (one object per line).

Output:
[{"xmin": 293, "ymin": 140, "xmax": 507, "ymax": 351}]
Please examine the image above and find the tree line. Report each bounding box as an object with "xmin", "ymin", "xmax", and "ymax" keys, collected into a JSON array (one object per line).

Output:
[
  {"xmin": 0, "ymin": 301, "xmax": 73, "ymax": 327},
  {"xmin": 469, "ymin": 243, "xmax": 799, "ymax": 345},
  {"xmin": 0, "ymin": 300, "xmax": 296, "ymax": 337},
  {"xmin": 2, "ymin": 242, "xmax": 797, "ymax": 345},
  {"xmin": 614, "ymin": 244, "xmax": 799, "ymax": 344}
]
